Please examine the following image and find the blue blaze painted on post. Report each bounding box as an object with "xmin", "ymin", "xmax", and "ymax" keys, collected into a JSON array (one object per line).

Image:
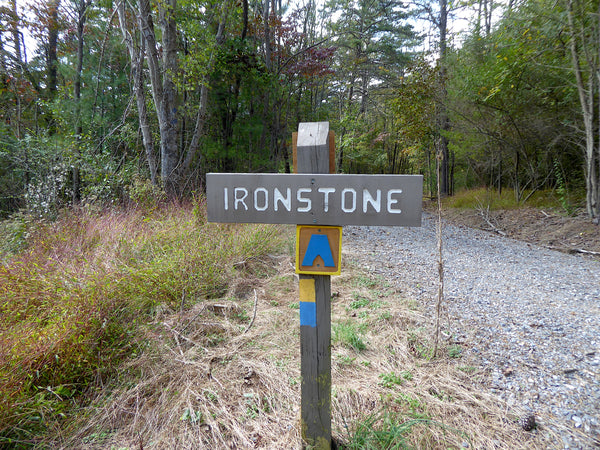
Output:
[
  {"xmin": 299, "ymin": 302, "xmax": 317, "ymax": 327},
  {"xmin": 301, "ymin": 234, "xmax": 335, "ymax": 267}
]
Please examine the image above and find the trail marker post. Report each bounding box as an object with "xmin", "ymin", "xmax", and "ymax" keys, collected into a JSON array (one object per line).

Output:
[
  {"xmin": 294, "ymin": 122, "xmax": 336, "ymax": 449},
  {"xmin": 206, "ymin": 122, "xmax": 422, "ymax": 449}
]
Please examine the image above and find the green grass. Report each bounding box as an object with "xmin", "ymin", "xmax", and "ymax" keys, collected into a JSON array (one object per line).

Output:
[
  {"xmin": 352, "ymin": 274, "xmax": 380, "ymax": 290},
  {"xmin": 457, "ymin": 366, "xmax": 477, "ymax": 374},
  {"xmin": 379, "ymin": 371, "xmax": 413, "ymax": 388},
  {"xmin": 0, "ymin": 201, "xmax": 283, "ymax": 444},
  {"xmin": 337, "ymin": 355, "xmax": 357, "ymax": 366},
  {"xmin": 345, "ymin": 409, "xmax": 418, "ymax": 449},
  {"xmin": 349, "ymin": 293, "xmax": 371, "ymax": 309},
  {"xmin": 443, "ymin": 187, "xmax": 585, "ymax": 211},
  {"xmin": 333, "ymin": 320, "xmax": 367, "ymax": 352},
  {"xmin": 0, "ymin": 212, "xmax": 34, "ymax": 259},
  {"xmin": 344, "ymin": 407, "xmax": 465, "ymax": 449},
  {"xmin": 395, "ymin": 393, "xmax": 427, "ymax": 415},
  {"xmin": 407, "ymin": 330, "xmax": 431, "ymax": 360},
  {"xmin": 352, "ymin": 273, "xmax": 392, "ymax": 290},
  {"xmin": 447, "ymin": 344, "xmax": 463, "ymax": 358}
]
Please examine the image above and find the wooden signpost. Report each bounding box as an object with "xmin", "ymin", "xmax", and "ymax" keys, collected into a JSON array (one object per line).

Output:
[
  {"xmin": 295, "ymin": 123, "xmax": 336, "ymax": 449},
  {"xmin": 207, "ymin": 122, "xmax": 422, "ymax": 449}
]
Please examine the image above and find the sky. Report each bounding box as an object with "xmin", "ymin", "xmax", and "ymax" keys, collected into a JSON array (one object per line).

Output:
[
  {"xmin": 2, "ymin": 0, "xmax": 506, "ymax": 62},
  {"xmin": 1, "ymin": 0, "xmax": 36, "ymax": 61}
]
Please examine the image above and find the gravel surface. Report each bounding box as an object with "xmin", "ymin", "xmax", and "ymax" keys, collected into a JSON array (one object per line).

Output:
[{"xmin": 342, "ymin": 213, "xmax": 600, "ymax": 449}]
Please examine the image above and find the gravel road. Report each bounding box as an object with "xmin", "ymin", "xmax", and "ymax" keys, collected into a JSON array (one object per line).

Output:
[{"xmin": 342, "ymin": 213, "xmax": 600, "ymax": 449}]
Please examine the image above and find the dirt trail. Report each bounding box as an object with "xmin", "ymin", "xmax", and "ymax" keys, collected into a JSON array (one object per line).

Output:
[{"xmin": 442, "ymin": 207, "xmax": 600, "ymax": 256}]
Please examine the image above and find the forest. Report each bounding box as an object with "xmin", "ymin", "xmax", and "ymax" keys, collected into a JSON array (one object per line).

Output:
[{"xmin": 0, "ymin": 0, "xmax": 599, "ymax": 219}]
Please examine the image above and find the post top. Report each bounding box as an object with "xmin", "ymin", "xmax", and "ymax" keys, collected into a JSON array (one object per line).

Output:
[{"xmin": 297, "ymin": 122, "xmax": 329, "ymax": 147}]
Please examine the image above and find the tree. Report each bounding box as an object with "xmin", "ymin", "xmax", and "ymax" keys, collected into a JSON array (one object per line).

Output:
[
  {"xmin": 445, "ymin": 0, "xmax": 597, "ymax": 214},
  {"xmin": 390, "ymin": 59, "xmax": 438, "ymax": 192},
  {"xmin": 324, "ymin": 0, "xmax": 419, "ymax": 172},
  {"xmin": 118, "ymin": 0, "xmax": 247, "ymax": 195},
  {"xmin": 26, "ymin": 0, "xmax": 65, "ymax": 133},
  {"xmin": 565, "ymin": 0, "xmax": 600, "ymax": 218},
  {"xmin": 436, "ymin": 0, "xmax": 451, "ymax": 195},
  {"xmin": 46, "ymin": 0, "xmax": 60, "ymax": 103},
  {"xmin": 71, "ymin": 0, "xmax": 92, "ymax": 204},
  {"xmin": 138, "ymin": 0, "xmax": 179, "ymax": 195},
  {"xmin": 412, "ymin": 0, "xmax": 453, "ymax": 194},
  {"xmin": 116, "ymin": 0, "xmax": 158, "ymax": 185}
]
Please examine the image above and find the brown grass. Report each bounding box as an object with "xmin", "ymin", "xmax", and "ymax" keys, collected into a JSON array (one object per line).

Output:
[
  {"xmin": 56, "ymin": 246, "xmax": 557, "ymax": 449},
  {"xmin": 0, "ymin": 202, "xmax": 285, "ymax": 445}
]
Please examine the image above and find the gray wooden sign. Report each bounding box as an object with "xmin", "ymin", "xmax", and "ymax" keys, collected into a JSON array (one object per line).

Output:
[{"xmin": 206, "ymin": 173, "xmax": 423, "ymax": 226}]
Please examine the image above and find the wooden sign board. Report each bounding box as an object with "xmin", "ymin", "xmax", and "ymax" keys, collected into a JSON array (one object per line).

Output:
[{"xmin": 206, "ymin": 173, "xmax": 423, "ymax": 226}]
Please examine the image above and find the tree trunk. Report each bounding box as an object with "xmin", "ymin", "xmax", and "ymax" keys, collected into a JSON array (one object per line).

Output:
[
  {"xmin": 566, "ymin": 0, "xmax": 599, "ymax": 218},
  {"xmin": 47, "ymin": 0, "xmax": 59, "ymax": 98},
  {"xmin": 116, "ymin": 0, "xmax": 158, "ymax": 185},
  {"xmin": 264, "ymin": 0, "xmax": 271, "ymax": 71},
  {"xmin": 360, "ymin": 68, "xmax": 369, "ymax": 115},
  {"xmin": 139, "ymin": 0, "xmax": 179, "ymax": 196},
  {"xmin": 181, "ymin": 1, "xmax": 230, "ymax": 184},
  {"xmin": 158, "ymin": 0, "xmax": 179, "ymax": 196},
  {"xmin": 72, "ymin": 0, "xmax": 89, "ymax": 205},
  {"xmin": 47, "ymin": 0, "xmax": 60, "ymax": 134},
  {"xmin": 437, "ymin": 0, "xmax": 451, "ymax": 196},
  {"xmin": 484, "ymin": 0, "xmax": 493, "ymax": 36},
  {"xmin": 597, "ymin": 0, "xmax": 600, "ymax": 220},
  {"xmin": 10, "ymin": 0, "xmax": 21, "ymax": 65}
]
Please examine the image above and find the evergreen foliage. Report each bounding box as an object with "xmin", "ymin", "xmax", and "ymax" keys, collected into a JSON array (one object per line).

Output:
[{"xmin": 0, "ymin": 0, "xmax": 597, "ymax": 216}]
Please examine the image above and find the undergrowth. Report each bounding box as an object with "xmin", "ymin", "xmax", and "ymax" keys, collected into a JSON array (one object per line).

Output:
[
  {"xmin": 0, "ymin": 200, "xmax": 283, "ymax": 446},
  {"xmin": 0, "ymin": 200, "xmax": 555, "ymax": 449},
  {"xmin": 443, "ymin": 187, "xmax": 585, "ymax": 212}
]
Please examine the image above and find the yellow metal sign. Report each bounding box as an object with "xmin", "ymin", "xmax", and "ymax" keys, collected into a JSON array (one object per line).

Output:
[{"xmin": 296, "ymin": 225, "xmax": 342, "ymax": 275}]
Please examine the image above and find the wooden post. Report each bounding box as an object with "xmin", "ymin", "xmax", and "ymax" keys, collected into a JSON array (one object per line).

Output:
[{"xmin": 295, "ymin": 122, "xmax": 334, "ymax": 449}]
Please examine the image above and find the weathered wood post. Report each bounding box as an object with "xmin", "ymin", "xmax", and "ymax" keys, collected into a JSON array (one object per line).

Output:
[{"xmin": 294, "ymin": 122, "xmax": 336, "ymax": 449}]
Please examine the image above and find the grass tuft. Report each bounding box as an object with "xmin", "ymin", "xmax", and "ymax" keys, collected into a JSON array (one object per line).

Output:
[
  {"xmin": 333, "ymin": 320, "xmax": 367, "ymax": 352},
  {"xmin": 342, "ymin": 407, "xmax": 465, "ymax": 450}
]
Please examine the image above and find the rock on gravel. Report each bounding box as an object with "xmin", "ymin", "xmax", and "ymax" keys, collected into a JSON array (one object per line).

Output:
[{"xmin": 342, "ymin": 213, "xmax": 600, "ymax": 449}]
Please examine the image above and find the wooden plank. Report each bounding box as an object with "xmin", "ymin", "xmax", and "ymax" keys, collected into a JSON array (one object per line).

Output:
[
  {"xmin": 296, "ymin": 122, "xmax": 332, "ymax": 449},
  {"xmin": 297, "ymin": 122, "xmax": 331, "ymax": 173},
  {"xmin": 299, "ymin": 274, "xmax": 332, "ymax": 449},
  {"xmin": 205, "ymin": 173, "xmax": 423, "ymax": 226}
]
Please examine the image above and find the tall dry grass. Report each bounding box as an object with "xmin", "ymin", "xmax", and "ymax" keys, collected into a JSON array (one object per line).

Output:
[
  {"xmin": 0, "ymin": 201, "xmax": 283, "ymax": 446},
  {"xmin": 442, "ymin": 186, "xmax": 585, "ymax": 211}
]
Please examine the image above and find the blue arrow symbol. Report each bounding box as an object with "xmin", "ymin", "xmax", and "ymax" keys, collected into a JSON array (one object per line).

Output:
[{"xmin": 302, "ymin": 234, "xmax": 335, "ymax": 267}]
